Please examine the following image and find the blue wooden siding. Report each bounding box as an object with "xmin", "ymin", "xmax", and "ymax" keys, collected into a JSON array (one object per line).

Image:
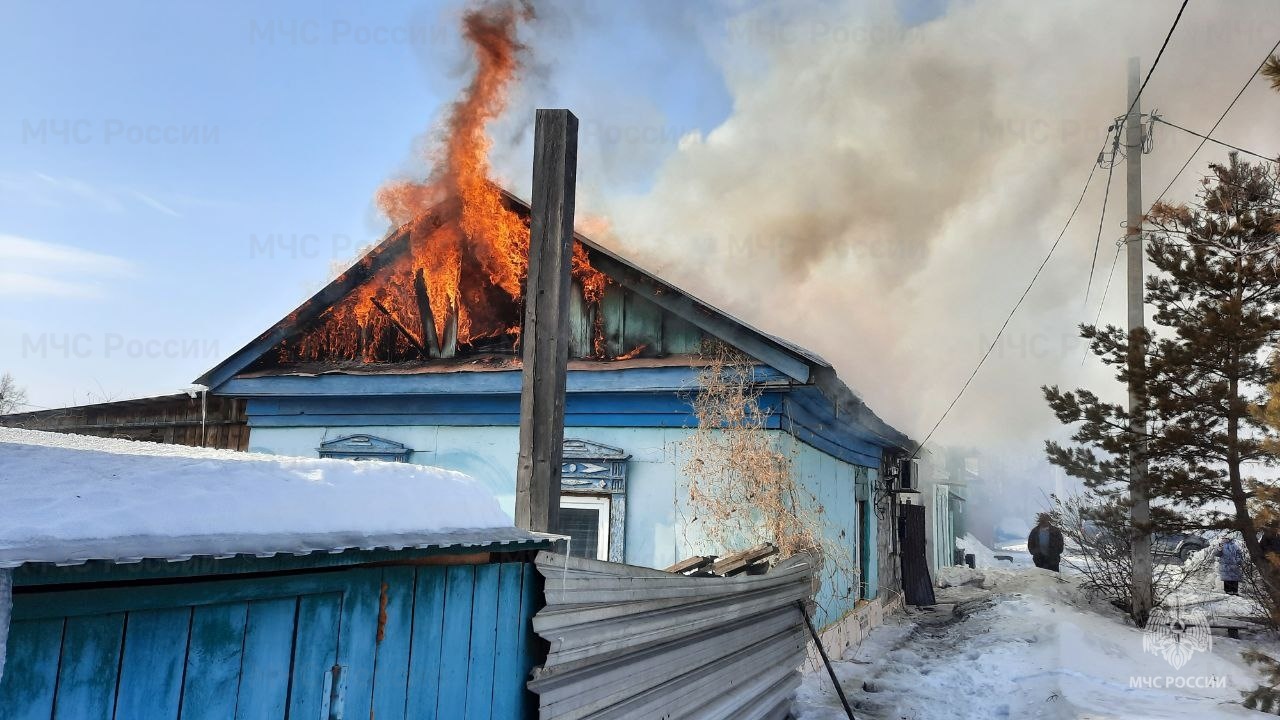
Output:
[
  {"xmin": 218, "ymin": 364, "xmax": 796, "ymax": 399},
  {"xmin": 0, "ymin": 561, "xmax": 540, "ymax": 719},
  {"xmin": 242, "ymin": 388, "xmax": 885, "ymax": 469}
]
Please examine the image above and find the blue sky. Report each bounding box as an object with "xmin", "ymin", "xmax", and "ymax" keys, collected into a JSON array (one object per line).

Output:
[
  {"xmin": 0, "ymin": 0, "xmax": 781, "ymax": 407},
  {"xmin": 10, "ymin": 0, "xmax": 1266, "ymax": 453}
]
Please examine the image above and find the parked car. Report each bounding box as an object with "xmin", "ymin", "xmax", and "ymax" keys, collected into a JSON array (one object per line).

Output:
[
  {"xmin": 1154, "ymin": 532, "xmax": 1209, "ymax": 562},
  {"xmin": 1077, "ymin": 522, "xmax": 1208, "ymax": 562}
]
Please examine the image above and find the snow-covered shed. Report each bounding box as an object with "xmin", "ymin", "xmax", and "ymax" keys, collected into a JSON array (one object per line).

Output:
[{"xmin": 0, "ymin": 428, "xmax": 551, "ymax": 719}]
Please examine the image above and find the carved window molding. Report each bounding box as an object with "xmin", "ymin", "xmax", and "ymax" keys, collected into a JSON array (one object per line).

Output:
[
  {"xmin": 318, "ymin": 434, "xmax": 411, "ymax": 462},
  {"xmin": 560, "ymin": 438, "xmax": 630, "ymax": 563}
]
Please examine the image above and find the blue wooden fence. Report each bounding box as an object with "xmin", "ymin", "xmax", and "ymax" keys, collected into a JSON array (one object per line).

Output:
[{"xmin": 0, "ymin": 561, "xmax": 539, "ymax": 719}]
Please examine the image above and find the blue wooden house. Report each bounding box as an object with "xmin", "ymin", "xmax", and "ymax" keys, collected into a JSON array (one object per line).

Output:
[
  {"xmin": 194, "ymin": 190, "xmax": 915, "ymax": 634},
  {"xmin": 0, "ymin": 429, "xmax": 551, "ymax": 719}
]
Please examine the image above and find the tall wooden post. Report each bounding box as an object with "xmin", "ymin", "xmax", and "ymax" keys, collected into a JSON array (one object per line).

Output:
[{"xmin": 515, "ymin": 109, "xmax": 578, "ymax": 533}]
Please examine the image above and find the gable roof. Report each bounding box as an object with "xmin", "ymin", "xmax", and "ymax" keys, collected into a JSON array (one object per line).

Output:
[
  {"xmin": 195, "ymin": 191, "xmax": 913, "ymax": 452},
  {"xmin": 197, "ymin": 190, "xmax": 824, "ymax": 389}
]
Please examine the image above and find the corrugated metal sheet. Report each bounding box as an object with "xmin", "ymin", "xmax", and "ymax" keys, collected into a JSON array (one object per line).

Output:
[
  {"xmin": 527, "ymin": 551, "xmax": 817, "ymax": 720},
  {"xmin": 0, "ymin": 527, "xmax": 554, "ymax": 569}
]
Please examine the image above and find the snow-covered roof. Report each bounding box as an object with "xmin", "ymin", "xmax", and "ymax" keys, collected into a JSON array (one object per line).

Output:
[{"xmin": 0, "ymin": 428, "xmax": 544, "ymax": 569}]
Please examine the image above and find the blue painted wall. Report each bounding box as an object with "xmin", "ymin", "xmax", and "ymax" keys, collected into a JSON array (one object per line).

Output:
[{"xmin": 249, "ymin": 419, "xmax": 879, "ymax": 628}]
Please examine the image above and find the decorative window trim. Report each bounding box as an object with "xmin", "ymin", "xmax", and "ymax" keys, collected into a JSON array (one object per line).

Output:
[
  {"xmin": 561, "ymin": 438, "xmax": 630, "ymax": 563},
  {"xmin": 317, "ymin": 434, "xmax": 411, "ymax": 462}
]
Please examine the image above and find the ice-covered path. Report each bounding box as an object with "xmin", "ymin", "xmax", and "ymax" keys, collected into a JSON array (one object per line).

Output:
[{"xmin": 793, "ymin": 567, "xmax": 1270, "ymax": 719}]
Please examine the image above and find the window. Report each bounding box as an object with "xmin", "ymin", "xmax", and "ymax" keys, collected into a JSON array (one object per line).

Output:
[
  {"xmin": 560, "ymin": 438, "xmax": 629, "ymax": 563},
  {"xmin": 556, "ymin": 495, "xmax": 610, "ymax": 561}
]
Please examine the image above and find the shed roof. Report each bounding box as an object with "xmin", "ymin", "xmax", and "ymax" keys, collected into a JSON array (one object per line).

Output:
[{"xmin": 0, "ymin": 428, "xmax": 545, "ymax": 569}]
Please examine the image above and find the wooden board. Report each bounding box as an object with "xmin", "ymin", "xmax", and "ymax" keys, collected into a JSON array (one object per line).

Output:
[
  {"xmin": 180, "ymin": 602, "xmax": 249, "ymax": 720},
  {"xmin": 438, "ymin": 564, "xmax": 478, "ymax": 717},
  {"xmin": 516, "ymin": 108, "xmax": 578, "ymax": 533},
  {"xmin": 0, "ymin": 619, "xmax": 64, "ymax": 720},
  {"xmin": 406, "ymin": 566, "xmax": 448, "ymax": 717},
  {"xmin": 465, "ymin": 564, "xmax": 502, "ymax": 720},
  {"xmin": 623, "ymin": 290, "xmax": 664, "ymax": 356},
  {"xmin": 235, "ymin": 598, "xmax": 297, "ymax": 719},
  {"xmin": 114, "ymin": 608, "xmax": 191, "ymax": 719},
  {"xmin": 3, "ymin": 561, "xmax": 542, "ymax": 720},
  {"xmin": 288, "ymin": 593, "xmax": 343, "ymax": 719},
  {"xmin": 370, "ymin": 567, "xmax": 416, "ymax": 720},
  {"xmin": 491, "ymin": 563, "xmax": 529, "ymax": 719},
  {"xmin": 53, "ymin": 613, "xmax": 126, "ymax": 720}
]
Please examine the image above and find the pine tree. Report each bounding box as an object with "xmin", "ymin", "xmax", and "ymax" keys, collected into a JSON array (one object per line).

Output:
[
  {"xmin": 1263, "ymin": 55, "xmax": 1280, "ymax": 93},
  {"xmin": 1044, "ymin": 155, "xmax": 1280, "ymax": 619}
]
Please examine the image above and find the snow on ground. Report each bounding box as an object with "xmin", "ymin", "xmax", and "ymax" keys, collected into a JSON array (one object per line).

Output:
[
  {"xmin": 795, "ymin": 560, "xmax": 1276, "ymax": 719},
  {"xmin": 0, "ymin": 428, "xmax": 520, "ymax": 567},
  {"xmin": 1163, "ymin": 546, "xmax": 1263, "ymax": 620},
  {"xmin": 957, "ymin": 532, "xmax": 1034, "ymax": 569}
]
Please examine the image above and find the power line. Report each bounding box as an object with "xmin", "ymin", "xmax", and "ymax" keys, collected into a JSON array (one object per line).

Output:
[
  {"xmin": 1120, "ymin": 0, "xmax": 1189, "ymax": 123},
  {"xmin": 1080, "ymin": 238, "xmax": 1124, "ymax": 367},
  {"xmin": 1152, "ymin": 117, "xmax": 1277, "ymax": 164},
  {"xmin": 1085, "ymin": 127, "xmax": 1122, "ymax": 306},
  {"xmin": 909, "ymin": 1, "xmax": 1193, "ymax": 455},
  {"xmin": 1152, "ymin": 36, "xmax": 1280, "ymax": 207},
  {"xmin": 911, "ymin": 134, "xmax": 1110, "ymax": 458},
  {"xmin": 1093, "ymin": 242, "xmax": 1123, "ymax": 329}
]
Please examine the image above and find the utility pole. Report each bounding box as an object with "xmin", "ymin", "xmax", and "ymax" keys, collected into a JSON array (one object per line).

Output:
[
  {"xmin": 1125, "ymin": 56, "xmax": 1154, "ymax": 624},
  {"xmin": 515, "ymin": 109, "xmax": 578, "ymax": 533}
]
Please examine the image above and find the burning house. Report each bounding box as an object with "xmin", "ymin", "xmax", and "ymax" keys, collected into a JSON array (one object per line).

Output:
[
  {"xmin": 194, "ymin": 185, "xmax": 915, "ymax": 636},
  {"xmin": 191, "ymin": 1, "xmax": 918, "ymax": 643}
]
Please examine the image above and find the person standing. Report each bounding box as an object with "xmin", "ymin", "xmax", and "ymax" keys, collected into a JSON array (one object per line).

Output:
[
  {"xmin": 1216, "ymin": 534, "xmax": 1244, "ymax": 595},
  {"xmin": 1027, "ymin": 513, "xmax": 1065, "ymax": 572}
]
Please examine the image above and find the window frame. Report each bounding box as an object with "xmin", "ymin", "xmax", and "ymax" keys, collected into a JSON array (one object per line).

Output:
[{"xmin": 559, "ymin": 495, "xmax": 611, "ymax": 561}]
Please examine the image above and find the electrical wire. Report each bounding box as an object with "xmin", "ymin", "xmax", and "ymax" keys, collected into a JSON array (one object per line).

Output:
[
  {"xmin": 1085, "ymin": 127, "xmax": 1121, "ymax": 306},
  {"xmin": 1093, "ymin": 242, "xmax": 1124, "ymax": 330},
  {"xmin": 1152, "ymin": 116, "xmax": 1277, "ymax": 164},
  {"xmin": 1151, "ymin": 36, "xmax": 1280, "ymax": 208},
  {"xmin": 910, "ymin": 134, "xmax": 1110, "ymax": 459},
  {"xmin": 907, "ymin": 0, "xmax": 1193, "ymax": 457},
  {"xmin": 1120, "ymin": 0, "xmax": 1190, "ymax": 124},
  {"xmin": 1080, "ymin": 238, "xmax": 1124, "ymax": 366}
]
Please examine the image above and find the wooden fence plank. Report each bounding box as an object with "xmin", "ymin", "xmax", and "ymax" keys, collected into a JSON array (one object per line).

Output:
[
  {"xmin": 287, "ymin": 593, "xmax": 341, "ymax": 719},
  {"xmin": 52, "ymin": 613, "xmax": 126, "ymax": 720},
  {"xmin": 464, "ymin": 564, "xmax": 501, "ymax": 720},
  {"xmin": 235, "ymin": 597, "xmax": 298, "ymax": 719},
  {"xmin": 0, "ymin": 618, "xmax": 64, "ymax": 720},
  {"xmin": 114, "ymin": 607, "xmax": 191, "ymax": 719},
  {"xmin": 405, "ymin": 566, "xmax": 447, "ymax": 719},
  {"xmin": 518, "ymin": 562, "xmax": 541, "ymax": 718},
  {"xmin": 180, "ymin": 602, "xmax": 249, "ymax": 720},
  {"xmin": 490, "ymin": 563, "xmax": 528, "ymax": 720},
  {"xmin": 436, "ymin": 565, "xmax": 476, "ymax": 718},
  {"xmin": 336, "ymin": 570, "xmax": 382, "ymax": 718},
  {"xmin": 370, "ymin": 566, "xmax": 416, "ymax": 720}
]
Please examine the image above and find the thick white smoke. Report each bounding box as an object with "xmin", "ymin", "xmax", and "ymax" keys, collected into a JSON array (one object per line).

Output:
[{"xmin": 516, "ymin": 0, "xmax": 1280, "ymax": 454}]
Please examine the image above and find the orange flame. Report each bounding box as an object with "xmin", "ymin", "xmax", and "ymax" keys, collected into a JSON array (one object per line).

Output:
[{"xmin": 282, "ymin": 0, "xmax": 610, "ymax": 365}]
